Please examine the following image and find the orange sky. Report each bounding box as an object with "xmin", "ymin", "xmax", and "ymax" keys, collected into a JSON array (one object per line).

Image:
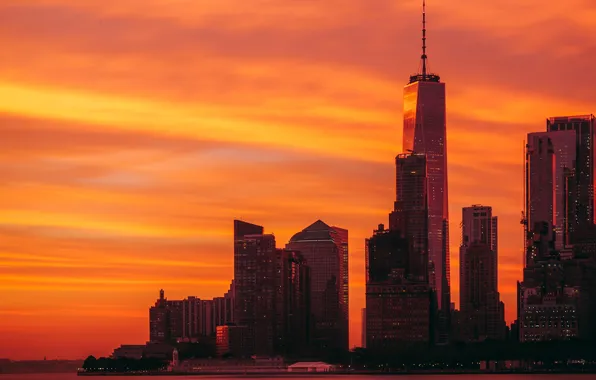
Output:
[{"xmin": 1, "ymin": 0, "xmax": 595, "ymax": 360}]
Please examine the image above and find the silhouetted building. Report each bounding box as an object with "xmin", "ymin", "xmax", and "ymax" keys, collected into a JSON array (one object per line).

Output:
[
  {"xmin": 150, "ymin": 289, "xmax": 169, "ymax": 342},
  {"xmin": 402, "ymin": 5, "xmax": 450, "ymax": 317},
  {"xmin": 526, "ymin": 131, "xmax": 576, "ymax": 250},
  {"xmin": 149, "ymin": 286, "xmax": 236, "ymax": 344},
  {"xmin": 278, "ymin": 249, "xmax": 311, "ymax": 356},
  {"xmin": 182, "ymin": 297, "xmax": 214, "ymax": 339},
  {"xmin": 525, "ymin": 135, "xmax": 556, "ymax": 265},
  {"xmin": 216, "ymin": 324, "xmax": 250, "ymax": 358},
  {"xmin": 148, "ymin": 290, "xmax": 183, "ymax": 343},
  {"xmin": 213, "ymin": 281, "xmax": 235, "ymax": 329},
  {"xmin": 460, "ymin": 244, "xmax": 505, "ymax": 342},
  {"xmin": 398, "ymin": 3, "xmax": 450, "ymax": 347},
  {"xmin": 519, "ymin": 257, "xmax": 579, "ymax": 342},
  {"xmin": 286, "ymin": 220, "xmax": 349, "ymax": 352},
  {"xmin": 389, "ymin": 153, "xmax": 428, "ymax": 282},
  {"xmin": 361, "ymin": 308, "xmax": 366, "ymax": 348},
  {"xmin": 365, "ymin": 224, "xmax": 432, "ymax": 350},
  {"xmin": 459, "ymin": 205, "xmax": 505, "ymax": 342},
  {"xmin": 234, "ymin": 221, "xmax": 311, "ymax": 356},
  {"xmin": 547, "ymin": 115, "xmax": 596, "ymax": 241}
]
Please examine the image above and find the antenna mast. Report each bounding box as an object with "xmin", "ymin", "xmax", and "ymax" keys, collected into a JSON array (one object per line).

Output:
[{"xmin": 421, "ymin": 0, "xmax": 427, "ymax": 77}]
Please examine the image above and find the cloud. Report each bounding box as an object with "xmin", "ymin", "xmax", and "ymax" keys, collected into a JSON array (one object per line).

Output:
[{"xmin": 1, "ymin": 0, "xmax": 595, "ymax": 358}]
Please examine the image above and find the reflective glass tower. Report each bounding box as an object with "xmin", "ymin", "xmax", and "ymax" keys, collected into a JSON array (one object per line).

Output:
[{"xmin": 402, "ymin": 0, "xmax": 450, "ymax": 313}]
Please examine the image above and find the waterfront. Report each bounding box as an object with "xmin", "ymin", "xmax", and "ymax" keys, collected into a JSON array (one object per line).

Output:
[{"xmin": 3, "ymin": 374, "xmax": 596, "ymax": 380}]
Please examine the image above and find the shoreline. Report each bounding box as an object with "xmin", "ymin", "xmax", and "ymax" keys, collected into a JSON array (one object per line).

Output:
[{"xmin": 77, "ymin": 369, "xmax": 596, "ymax": 376}]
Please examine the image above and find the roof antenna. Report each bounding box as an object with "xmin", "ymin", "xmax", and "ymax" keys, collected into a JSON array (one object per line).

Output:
[{"xmin": 421, "ymin": 0, "xmax": 427, "ymax": 77}]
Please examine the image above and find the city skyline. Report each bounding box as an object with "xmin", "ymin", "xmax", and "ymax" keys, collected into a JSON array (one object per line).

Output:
[{"xmin": 1, "ymin": 0, "xmax": 596, "ymax": 360}]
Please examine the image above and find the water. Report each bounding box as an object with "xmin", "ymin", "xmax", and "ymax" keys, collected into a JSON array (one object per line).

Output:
[{"xmin": 0, "ymin": 375, "xmax": 594, "ymax": 380}]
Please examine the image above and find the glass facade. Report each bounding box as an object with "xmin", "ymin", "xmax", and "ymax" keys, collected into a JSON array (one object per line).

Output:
[{"xmin": 402, "ymin": 79, "xmax": 450, "ymax": 313}]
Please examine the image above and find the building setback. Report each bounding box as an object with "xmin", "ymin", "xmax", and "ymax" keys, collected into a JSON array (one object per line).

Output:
[{"xmin": 286, "ymin": 220, "xmax": 349, "ymax": 352}]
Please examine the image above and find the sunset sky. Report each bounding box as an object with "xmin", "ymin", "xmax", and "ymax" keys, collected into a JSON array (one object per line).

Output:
[{"xmin": 1, "ymin": 0, "xmax": 596, "ymax": 360}]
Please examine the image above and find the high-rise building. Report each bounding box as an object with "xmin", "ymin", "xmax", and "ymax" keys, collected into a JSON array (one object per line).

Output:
[
  {"xmin": 286, "ymin": 220, "xmax": 349, "ymax": 352},
  {"xmin": 365, "ymin": 224, "xmax": 433, "ymax": 350},
  {"xmin": 526, "ymin": 131, "xmax": 576, "ymax": 249},
  {"xmin": 401, "ymin": 0, "xmax": 450, "ymax": 314},
  {"xmin": 547, "ymin": 115, "xmax": 596, "ymax": 241},
  {"xmin": 234, "ymin": 229, "xmax": 277, "ymax": 355},
  {"xmin": 277, "ymin": 249, "xmax": 311, "ymax": 356},
  {"xmin": 460, "ymin": 205, "xmax": 498, "ymax": 289},
  {"xmin": 525, "ymin": 135, "xmax": 556, "ymax": 265},
  {"xmin": 389, "ymin": 153, "xmax": 428, "ymax": 282},
  {"xmin": 459, "ymin": 205, "xmax": 505, "ymax": 342},
  {"xmin": 234, "ymin": 221, "xmax": 311, "ymax": 356},
  {"xmin": 149, "ymin": 289, "xmax": 169, "ymax": 343},
  {"xmin": 148, "ymin": 290, "xmax": 183, "ymax": 343},
  {"xmin": 182, "ymin": 297, "xmax": 213, "ymax": 339}
]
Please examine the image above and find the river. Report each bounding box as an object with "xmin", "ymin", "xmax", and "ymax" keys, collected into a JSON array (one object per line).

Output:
[{"xmin": 1, "ymin": 374, "xmax": 595, "ymax": 380}]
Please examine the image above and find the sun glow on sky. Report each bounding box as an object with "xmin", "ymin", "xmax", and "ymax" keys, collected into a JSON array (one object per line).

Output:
[{"xmin": 1, "ymin": 0, "xmax": 595, "ymax": 360}]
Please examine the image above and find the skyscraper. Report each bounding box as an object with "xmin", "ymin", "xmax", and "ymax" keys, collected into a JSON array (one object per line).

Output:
[
  {"xmin": 365, "ymin": 224, "xmax": 433, "ymax": 350},
  {"xmin": 233, "ymin": 220, "xmax": 311, "ymax": 356},
  {"xmin": 525, "ymin": 135, "xmax": 556, "ymax": 265},
  {"xmin": 546, "ymin": 115, "xmax": 596, "ymax": 243},
  {"xmin": 526, "ymin": 131, "xmax": 576, "ymax": 250},
  {"xmin": 389, "ymin": 153, "xmax": 428, "ymax": 282},
  {"xmin": 286, "ymin": 220, "xmax": 349, "ymax": 352},
  {"xmin": 402, "ymin": 0, "xmax": 450, "ymax": 313},
  {"xmin": 459, "ymin": 205, "xmax": 505, "ymax": 342}
]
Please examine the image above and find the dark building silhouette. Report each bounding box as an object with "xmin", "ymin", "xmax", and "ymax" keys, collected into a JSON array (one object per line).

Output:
[
  {"xmin": 148, "ymin": 290, "xmax": 183, "ymax": 343},
  {"xmin": 366, "ymin": 152, "xmax": 434, "ymax": 349},
  {"xmin": 216, "ymin": 324, "xmax": 250, "ymax": 358},
  {"xmin": 547, "ymin": 115, "xmax": 596, "ymax": 242},
  {"xmin": 525, "ymin": 135, "xmax": 557, "ymax": 265},
  {"xmin": 365, "ymin": 224, "xmax": 433, "ymax": 350},
  {"xmin": 149, "ymin": 285, "xmax": 236, "ymax": 344},
  {"xmin": 389, "ymin": 153, "xmax": 429, "ymax": 282},
  {"xmin": 459, "ymin": 205, "xmax": 505, "ymax": 342},
  {"xmin": 400, "ymin": 2, "xmax": 450, "ymax": 346},
  {"xmin": 149, "ymin": 289, "xmax": 169, "ymax": 342},
  {"xmin": 286, "ymin": 220, "xmax": 349, "ymax": 352},
  {"xmin": 526, "ymin": 131, "xmax": 575, "ymax": 250},
  {"xmin": 234, "ymin": 221, "xmax": 310, "ymax": 356}
]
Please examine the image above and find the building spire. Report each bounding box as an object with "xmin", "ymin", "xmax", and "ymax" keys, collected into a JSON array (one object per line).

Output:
[
  {"xmin": 421, "ymin": 0, "xmax": 427, "ymax": 77},
  {"xmin": 409, "ymin": 0, "xmax": 440, "ymax": 83}
]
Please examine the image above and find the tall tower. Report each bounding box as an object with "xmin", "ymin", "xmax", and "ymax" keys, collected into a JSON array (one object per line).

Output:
[
  {"xmin": 402, "ymin": 0, "xmax": 450, "ymax": 313},
  {"xmin": 459, "ymin": 205, "xmax": 505, "ymax": 342}
]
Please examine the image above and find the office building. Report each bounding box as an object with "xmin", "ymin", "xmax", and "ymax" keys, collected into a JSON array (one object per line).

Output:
[
  {"xmin": 365, "ymin": 224, "xmax": 433, "ymax": 350},
  {"xmin": 526, "ymin": 131, "xmax": 576, "ymax": 249},
  {"xmin": 525, "ymin": 135, "xmax": 556, "ymax": 265},
  {"xmin": 286, "ymin": 220, "xmax": 349, "ymax": 352},
  {"xmin": 389, "ymin": 153, "xmax": 428, "ymax": 282},
  {"xmin": 547, "ymin": 115, "xmax": 596, "ymax": 242},
  {"xmin": 401, "ymin": 0, "xmax": 450, "ymax": 318},
  {"xmin": 234, "ymin": 221, "xmax": 311, "ymax": 356}
]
